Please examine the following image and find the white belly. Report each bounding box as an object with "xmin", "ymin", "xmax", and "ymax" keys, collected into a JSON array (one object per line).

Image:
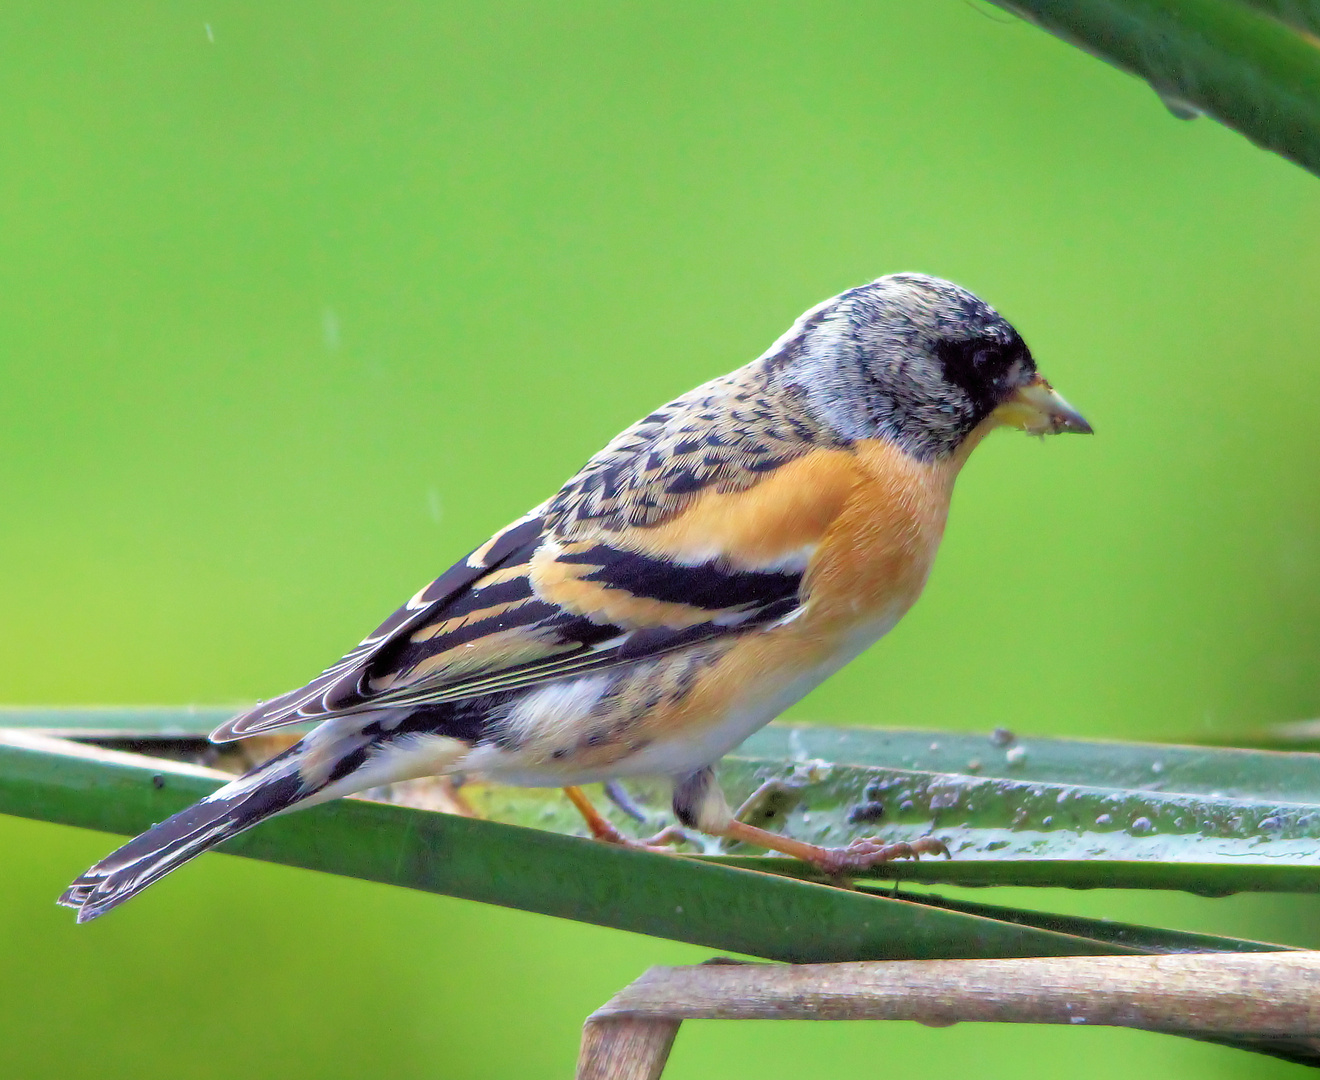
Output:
[{"xmin": 463, "ymin": 611, "xmax": 900, "ymax": 786}]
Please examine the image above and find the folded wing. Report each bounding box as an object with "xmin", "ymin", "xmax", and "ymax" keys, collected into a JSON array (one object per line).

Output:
[
  {"xmin": 211, "ymin": 512, "xmax": 808, "ymax": 742},
  {"xmin": 212, "ymin": 364, "xmax": 850, "ymax": 744}
]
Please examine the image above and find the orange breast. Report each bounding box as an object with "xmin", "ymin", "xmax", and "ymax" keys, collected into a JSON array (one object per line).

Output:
[
  {"xmin": 613, "ymin": 439, "xmax": 961, "ymax": 752},
  {"xmin": 801, "ymin": 437, "xmax": 958, "ymax": 634}
]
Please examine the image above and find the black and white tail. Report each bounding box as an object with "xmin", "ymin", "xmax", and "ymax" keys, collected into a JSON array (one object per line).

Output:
[{"xmin": 58, "ymin": 753, "xmax": 310, "ymax": 923}]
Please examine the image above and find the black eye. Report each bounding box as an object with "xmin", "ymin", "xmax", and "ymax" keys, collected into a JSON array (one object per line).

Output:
[
  {"xmin": 936, "ymin": 338, "xmax": 1004, "ymax": 380},
  {"xmin": 934, "ymin": 337, "xmax": 1018, "ymax": 414}
]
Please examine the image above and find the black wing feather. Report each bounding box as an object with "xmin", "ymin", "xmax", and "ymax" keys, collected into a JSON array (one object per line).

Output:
[
  {"xmin": 209, "ymin": 356, "xmax": 837, "ymax": 743},
  {"xmin": 213, "ymin": 513, "xmax": 806, "ymax": 740},
  {"xmin": 352, "ymin": 541, "xmax": 804, "ymax": 708},
  {"xmin": 209, "ymin": 512, "xmax": 545, "ymax": 741}
]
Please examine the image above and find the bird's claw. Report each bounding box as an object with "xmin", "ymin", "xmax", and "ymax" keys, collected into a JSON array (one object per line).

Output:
[
  {"xmin": 587, "ymin": 816, "xmax": 690, "ymax": 853},
  {"xmin": 603, "ymin": 826, "xmax": 691, "ymax": 854},
  {"xmin": 813, "ymin": 835, "xmax": 948, "ymax": 875},
  {"xmin": 637, "ymin": 824, "xmax": 692, "ymax": 851}
]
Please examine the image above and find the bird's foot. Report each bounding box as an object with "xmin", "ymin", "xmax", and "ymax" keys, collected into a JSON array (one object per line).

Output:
[
  {"xmin": 636, "ymin": 824, "xmax": 691, "ymax": 849},
  {"xmin": 563, "ymin": 785, "xmax": 690, "ymax": 852},
  {"xmin": 720, "ymin": 818, "xmax": 949, "ymax": 875},
  {"xmin": 809, "ymin": 835, "xmax": 949, "ymax": 876},
  {"xmin": 590, "ymin": 818, "xmax": 691, "ymax": 853}
]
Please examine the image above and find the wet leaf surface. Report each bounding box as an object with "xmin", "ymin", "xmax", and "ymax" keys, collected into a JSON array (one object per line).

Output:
[
  {"xmin": 5, "ymin": 710, "xmax": 1320, "ymax": 894},
  {"xmin": 995, "ymin": 1, "xmax": 1320, "ymax": 179},
  {"xmin": 5, "ymin": 713, "xmax": 1320, "ymax": 1063}
]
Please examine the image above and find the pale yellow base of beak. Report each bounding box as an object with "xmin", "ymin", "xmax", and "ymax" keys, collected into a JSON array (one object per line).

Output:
[{"xmin": 992, "ymin": 375, "xmax": 1092, "ymax": 436}]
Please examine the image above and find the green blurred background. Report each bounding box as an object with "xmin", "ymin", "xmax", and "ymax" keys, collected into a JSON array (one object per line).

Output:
[{"xmin": 2, "ymin": 2, "xmax": 1318, "ymax": 1077}]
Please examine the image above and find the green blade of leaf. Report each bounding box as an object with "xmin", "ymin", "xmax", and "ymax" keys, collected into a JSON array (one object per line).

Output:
[
  {"xmin": 464, "ymin": 726, "xmax": 1320, "ymax": 894},
  {"xmin": 474, "ymin": 769, "xmax": 1320, "ymax": 894},
  {"xmin": 874, "ymin": 888, "xmax": 1292, "ymax": 954},
  {"xmin": 13, "ymin": 708, "xmax": 1314, "ymax": 805},
  {"xmin": 8, "ymin": 710, "xmax": 1320, "ymax": 894},
  {"xmin": 739, "ymin": 724, "xmax": 1320, "ymax": 801},
  {"xmin": 705, "ymin": 754, "xmax": 1320, "ymax": 894},
  {"xmin": 0, "ymin": 732, "xmax": 1136, "ymax": 963},
  {"xmin": 3, "ymin": 729, "xmax": 1310, "ymax": 1069},
  {"xmin": 1189, "ymin": 717, "xmax": 1320, "ymax": 753},
  {"xmin": 1238, "ymin": 0, "xmax": 1320, "ymax": 37},
  {"xmin": 994, "ymin": 0, "xmax": 1320, "ymax": 178}
]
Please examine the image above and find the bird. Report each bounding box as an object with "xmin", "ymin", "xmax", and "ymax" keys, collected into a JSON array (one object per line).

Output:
[{"xmin": 60, "ymin": 272, "xmax": 1090, "ymax": 922}]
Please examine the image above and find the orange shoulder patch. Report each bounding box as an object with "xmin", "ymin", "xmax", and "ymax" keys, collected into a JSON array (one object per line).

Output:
[{"xmin": 622, "ymin": 448, "xmax": 861, "ymax": 569}]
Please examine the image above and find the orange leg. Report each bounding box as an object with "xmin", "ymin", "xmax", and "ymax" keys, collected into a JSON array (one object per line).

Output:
[
  {"xmin": 569, "ymin": 770, "xmax": 947, "ymax": 873},
  {"xmin": 672, "ymin": 766, "xmax": 948, "ymax": 875},
  {"xmin": 563, "ymin": 785, "xmax": 630, "ymax": 843},
  {"xmin": 562, "ymin": 786, "xmax": 688, "ymax": 850},
  {"xmin": 721, "ymin": 819, "xmax": 948, "ymax": 874}
]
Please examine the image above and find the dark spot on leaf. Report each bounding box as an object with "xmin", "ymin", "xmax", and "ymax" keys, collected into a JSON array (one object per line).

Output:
[{"xmin": 847, "ymin": 801, "xmax": 886, "ymax": 825}]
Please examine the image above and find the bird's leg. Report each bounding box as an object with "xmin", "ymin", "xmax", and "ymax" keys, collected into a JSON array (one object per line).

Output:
[
  {"xmin": 605, "ymin": 779, "xmax": 693, "ymax": 846},
  {"xmin": 563, "ymin": 784, "xmax": 631, "ymax": 843},
  {"xmin": 603, "ymin": 779, "xmax": 651, "ymax": 823},
  {"xmin": 672, "ymin": 768, "xmax": 948, "ymax": 875},
  {"xmin": 562, "ymin": 786, "xmax": 688, "ymax": 850},
  {"xmin": 723, "ymin": 820, "xmax": 948, "ymax": 873}
]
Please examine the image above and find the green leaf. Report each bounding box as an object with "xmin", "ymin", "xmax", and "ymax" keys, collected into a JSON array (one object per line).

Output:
[
  {"xmin": 993, "ymin": 0, "xmax": 1320, "ymax": 178},
  {"xmin": 739, "ymin": 724, "xmax": 1320, "ymax": 800},
  {"xmin": 1238, "ymin": 1, "xmax": 1320, "ymax": 37},
  {"xmin": 6, "ymin": 710, "xmax": 1320, "ymax": 895},
  {"xmin": 0, "ymin": 731, "xmax": 1131, "ymax": 964},
  {"xmin": 877, "ymin": 889, "xmax": 1291, "ymax": 954},
  {"xmin": 464, "ymin": 725, "xmax": 1320, "ymax": 895},
  {"xmin": 5, "ymin": 719, "xmax": 1317, "ymax": 1065},
  {"xmin": 713, "ymin": 729, "xmax": 1320, "ymax": 894}
]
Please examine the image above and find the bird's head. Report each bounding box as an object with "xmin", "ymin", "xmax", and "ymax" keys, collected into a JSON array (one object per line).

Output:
[{"xmin": 777, "ymin": 272, "xmax": 1091, "ymax": 460}]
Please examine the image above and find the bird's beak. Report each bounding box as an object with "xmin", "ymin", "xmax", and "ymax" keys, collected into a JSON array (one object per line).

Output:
[{"xmin": 992, "ymin": 374, "xmax": 1093, "ymax": 436}]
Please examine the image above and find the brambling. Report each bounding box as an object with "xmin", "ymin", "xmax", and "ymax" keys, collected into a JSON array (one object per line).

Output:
[{"xmin": 61, "ymin": 273, "xmax": 1090, "ymax": 921}]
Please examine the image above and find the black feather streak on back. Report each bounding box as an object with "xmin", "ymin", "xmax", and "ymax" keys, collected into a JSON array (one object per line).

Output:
[
  {"xmin": 374, "ymin": 697, "xmax": 510, "ymax": 747},
  {"xmin": 376, "ymin": 534, "xmax": 806, "ymax": 717},
  {"xmin": 332, "ymin": 515, "xmax": 548, "ymax": 708},
  {"xmin": 380, "ymin": 598, "xmax": 627, "ymax": 703},
  {"xmin": 557, "ymin": 543, "xmax": 802, "ymax": 612},
  {"xmin": 433, "ymin": 573, "xmax": 536, "ymax": 619},
  {"xmin": 614, "ymin": 600, "xmax": 797, "ymax": 662},
  {"xmin": 544, "ymin": 359, "xmax": 846, "ymax": 535},
  {"xmin": 356, "ymin": 515, "xmax": 621, "ymax": 693},
  {"xmin": 214, "ymin": 515, "xmax": 550, "ymax": 739}
]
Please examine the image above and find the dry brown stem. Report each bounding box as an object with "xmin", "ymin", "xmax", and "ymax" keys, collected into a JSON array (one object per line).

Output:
[{"xmin": 577, "ymin": 952, "xmax": 1320, "ymax": 1079}]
